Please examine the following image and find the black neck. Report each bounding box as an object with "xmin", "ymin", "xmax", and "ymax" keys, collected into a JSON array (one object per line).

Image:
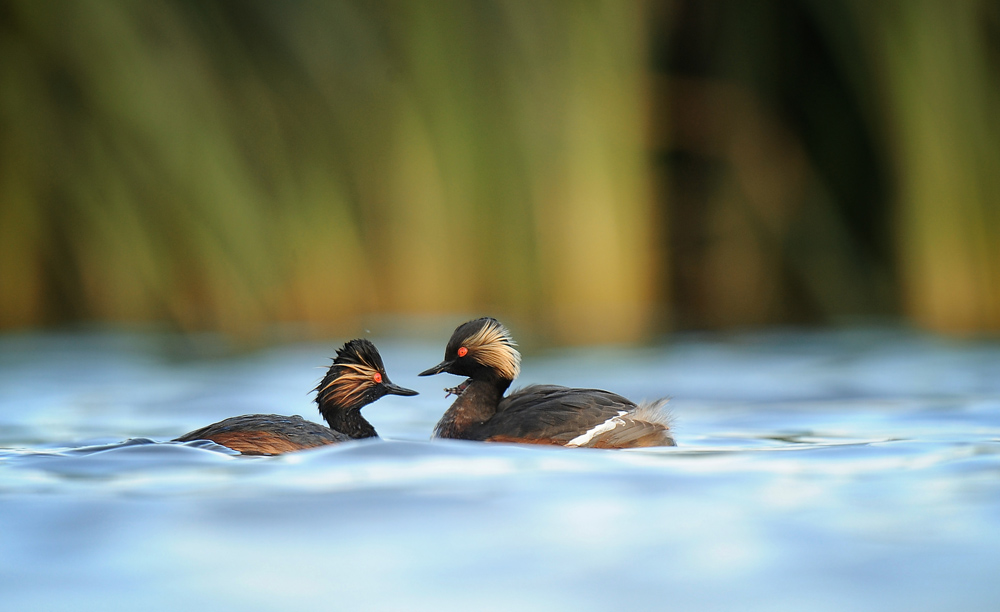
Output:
[
  {"xmin": 433, "ymin": 377, "xmax": 509, "ymax": 439},
  {"xmin": 319, "ymin": 406, "xmax": 378, "ymax": 439}
]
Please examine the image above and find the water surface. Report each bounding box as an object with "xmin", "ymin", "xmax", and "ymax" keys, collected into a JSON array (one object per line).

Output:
[{"xmin": 1, "ymin": 329, "xmax": 998, "ymax": 611}]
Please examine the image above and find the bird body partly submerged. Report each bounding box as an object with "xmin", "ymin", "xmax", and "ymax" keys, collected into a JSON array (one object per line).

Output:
[
  {"xmin": 434, "ymin": 382, "xmax": 673, "ymax": 448},
  {"xmin": 422, "ymin": 318, "xmax": 675, "ymax": 448},
  {"xmin": 175, "ymin": 414, "xmax": 350, "ymax": 455},
  {"xmin": 174, "ymin": 339, "xmax": 417, "ymax": 455}
]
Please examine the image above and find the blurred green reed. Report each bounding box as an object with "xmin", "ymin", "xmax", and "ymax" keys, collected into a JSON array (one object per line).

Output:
[
  {"xmin": 0, "ymin": 0, "xmax": 998, "ymax": 344},
  {"xmin": 844, "ymin": 0, "xmax": 1000, "ymax": 332},
  {"xmin": 0, "ymin": 0, "xmax": 655, "ymax": 344}
]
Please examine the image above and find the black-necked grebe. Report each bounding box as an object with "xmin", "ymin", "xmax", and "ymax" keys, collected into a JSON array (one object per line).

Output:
[
  {"xmin": 419, "ymin": 318, "xmax": 674, "ymax": 448},
  {"xmin": 175, "ymin": 339, "xmax": 417, "ymax": 455}
]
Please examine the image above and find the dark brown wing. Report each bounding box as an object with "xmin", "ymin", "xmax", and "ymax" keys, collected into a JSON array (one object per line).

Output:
[
  {"xmin": 174, "ymin": 414, "xmax": 349, "ymax": 455},
  {"xmin": 477, "ymin": 385, "xmax": 674, "ymax": 448},
  {"xmin": 474, "ymin": 385, "xmax": 627, "ymax": 442}
]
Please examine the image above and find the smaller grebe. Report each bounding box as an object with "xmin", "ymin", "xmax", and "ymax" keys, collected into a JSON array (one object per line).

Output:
[
  {"xmin": 175, "ymin": 339, "xmax": 417, "ymax": 455},
  {"xmin": 420, "ymin": 318, "xmax": 674, "ymax": 448}
]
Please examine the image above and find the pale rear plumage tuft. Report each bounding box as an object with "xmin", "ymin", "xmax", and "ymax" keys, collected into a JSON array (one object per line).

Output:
[{"xmin": 632, "ymin": 398, "xmax": 673, "ymax": 427}]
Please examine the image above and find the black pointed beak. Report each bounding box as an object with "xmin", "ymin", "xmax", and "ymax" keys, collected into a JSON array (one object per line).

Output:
[
  {"xmin": 383, "ymin": 381, "xmax": 419, "ymax": 396},
  {"xmin": 418, "ymin": 360, "xmax": 453, "ymax": 377}
]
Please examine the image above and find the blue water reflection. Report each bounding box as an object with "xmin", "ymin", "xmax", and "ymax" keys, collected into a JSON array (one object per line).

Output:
[{"xmin": 1, "ymin": 329, "xmax": 999, "ymax": 610}]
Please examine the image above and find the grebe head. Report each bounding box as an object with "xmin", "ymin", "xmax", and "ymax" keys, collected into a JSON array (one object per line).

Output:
[
  {"xmin": 419, "ymin": 317, "xmax": 521, "ymax": 382},
  {"xmin": 315, "ymin": 339, "xmax": 418, "ymax": 413}
]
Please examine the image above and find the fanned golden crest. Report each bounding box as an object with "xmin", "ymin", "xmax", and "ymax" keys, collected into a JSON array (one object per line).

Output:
[
  {"xmin": 459, "ymin": 317, "xmax": 522, "ymax": 380},
  {"xmin": 315, "ymin": 339, "xmax": 384, "ymax": 409}
]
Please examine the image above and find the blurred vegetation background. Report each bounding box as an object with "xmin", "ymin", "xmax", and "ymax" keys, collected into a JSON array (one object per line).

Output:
[{"xmin": 1, "ymin": 0, "xmax": 998, "ymax": 345}]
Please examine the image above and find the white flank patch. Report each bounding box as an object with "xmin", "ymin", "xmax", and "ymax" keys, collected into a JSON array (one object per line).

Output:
[{"xmin": 566, "ymin": 411, "xmax": 629, "ymax": 447}]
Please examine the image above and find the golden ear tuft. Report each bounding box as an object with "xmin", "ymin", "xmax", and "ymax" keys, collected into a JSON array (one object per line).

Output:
[
  {"xmin": 317, "ymin": 362, "xmax": 378, "ymax": 408},
  {"xmin": 317, "ymin": 339, "xmax": 387, "ymax": 409},
  {"xmin": 463, "ymin": 318, "xmax": 521, "ymax": 380}
]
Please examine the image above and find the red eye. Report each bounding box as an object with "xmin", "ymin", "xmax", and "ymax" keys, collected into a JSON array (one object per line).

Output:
[
  {"xmin": 373, "ymin": 372, "xmax": 383, "ymax": 383},
  {"xmin": 457, "ymin": 347, "xmax": 468, "ymax": 357}
]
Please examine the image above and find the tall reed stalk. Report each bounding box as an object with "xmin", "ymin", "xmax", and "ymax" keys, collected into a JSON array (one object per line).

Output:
[{"xmin": 843, "ymin": 0, "xmax": 1000, "ymax": 331}]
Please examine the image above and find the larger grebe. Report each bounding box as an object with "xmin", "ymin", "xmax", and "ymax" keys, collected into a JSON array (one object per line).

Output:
[
  {"xmin": 175, "ymin": 339, "xmax": 417, "ymax": 455},
  {"xmin": 419, "ymin": 318, "xmax": 674, "ymax": 448}
]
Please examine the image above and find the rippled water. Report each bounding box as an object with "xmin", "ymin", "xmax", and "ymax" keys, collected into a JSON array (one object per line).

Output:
[{"xmin": 1, "ymin": 328, "xmax": 999, "ymax": 611}]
